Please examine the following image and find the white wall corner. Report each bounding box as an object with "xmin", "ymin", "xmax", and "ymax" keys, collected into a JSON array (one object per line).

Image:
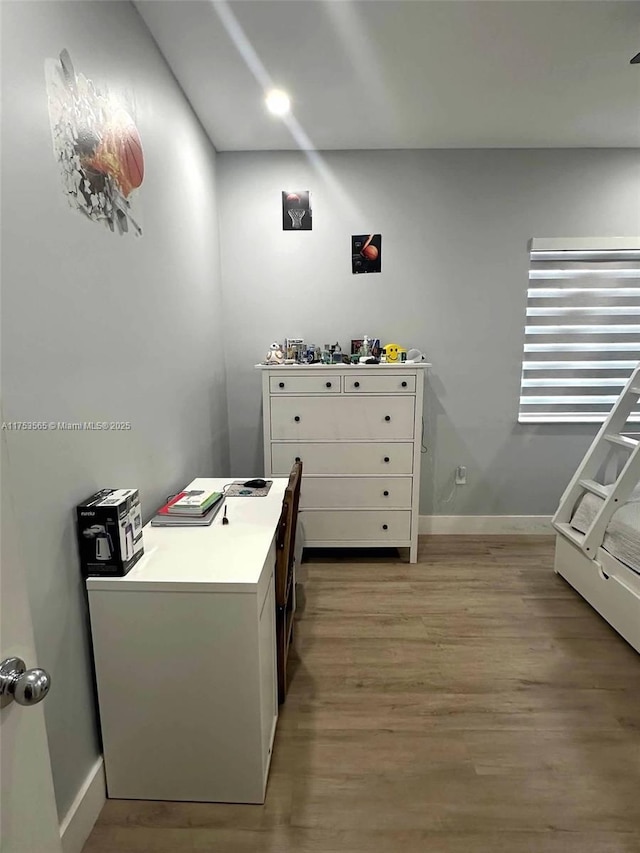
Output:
[
  {"xmin": 419, "ymin": 515, "xmax": 553, "ymax": 535},
  {"xmin": 59, "ymin": 757, "xmax": 105, "ymax": 853}
]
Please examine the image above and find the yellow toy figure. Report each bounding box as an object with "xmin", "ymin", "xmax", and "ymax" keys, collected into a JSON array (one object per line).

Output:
[{"xmin": 383, "ymin": 343, "xmax": 407, "ymax": 363}]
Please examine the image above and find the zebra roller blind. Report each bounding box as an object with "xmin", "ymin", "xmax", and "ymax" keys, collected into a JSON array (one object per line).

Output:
[{"xmin": 519, "ymin": 238, "xmax": 640, "ymax": 423}]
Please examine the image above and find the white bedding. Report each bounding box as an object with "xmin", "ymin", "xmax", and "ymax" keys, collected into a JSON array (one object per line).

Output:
[{"xmin": 571, "ymin": 483, "xmax": 640, "ymax": 575}]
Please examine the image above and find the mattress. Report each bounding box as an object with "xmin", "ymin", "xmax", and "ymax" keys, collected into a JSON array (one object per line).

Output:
[{"xmin": 571, "ymin": 483, "xmax": 640, "ymax": 576}]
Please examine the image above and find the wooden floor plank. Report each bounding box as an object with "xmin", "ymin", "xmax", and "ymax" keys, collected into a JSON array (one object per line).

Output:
[
  {"xmin": 82, "ymin": 826, "xmax": 640, "ymax": 853},
  {"xmin": 83, "ymin": 535, "xmax": 640, "ymax": 852}
]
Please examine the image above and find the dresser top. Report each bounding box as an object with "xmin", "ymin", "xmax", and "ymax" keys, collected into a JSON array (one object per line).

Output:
[
  {"xmin": 86, "ymin": 477, "xmax": 287, "ymax": 593},
  {"xmin": 255, "ymin": 363, "xmax": 431, "ymax": 370}
]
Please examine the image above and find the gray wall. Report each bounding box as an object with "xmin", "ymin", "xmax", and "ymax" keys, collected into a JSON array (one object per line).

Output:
[
  {"xmin": 218, "ymin": 149, "xmax": 640, "ymax": 515},
  {"xmin": 1, "ymin": 1, "xmax": 229, "ymax": 818}
]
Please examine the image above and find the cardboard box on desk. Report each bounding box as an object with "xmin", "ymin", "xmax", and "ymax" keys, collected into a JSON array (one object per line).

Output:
[{"xmin": 76, "ymin": 488, "xmax": 144, "ymax": 577}]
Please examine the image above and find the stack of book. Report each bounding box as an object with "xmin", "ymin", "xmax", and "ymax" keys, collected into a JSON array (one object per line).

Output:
[{"xmin": 151, "ymin": 488, "xmax": 224, "ymax": 527}]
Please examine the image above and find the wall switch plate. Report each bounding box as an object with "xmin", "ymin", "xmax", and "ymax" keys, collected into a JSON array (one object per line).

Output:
[{"xmin": 455, "ymin": 466, "xmax": 467, "ymax": 485}]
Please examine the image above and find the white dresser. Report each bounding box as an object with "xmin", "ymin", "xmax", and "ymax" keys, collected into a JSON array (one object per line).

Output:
[
  {"xmin": 259, "ymin": 364, "xmax": 427, "ymax": 563},
  {"xmin": 86, "ymin": 477, "xmax": 285, "ymax": 804}
]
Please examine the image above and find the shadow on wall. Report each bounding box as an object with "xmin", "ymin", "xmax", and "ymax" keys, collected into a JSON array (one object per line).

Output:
[
  {"xmin": 422, "ymin": 375, "xmax": 598, "ymax": 517},
  {"xmin": 486, "ymin": 422, "xmax": 597, "ymax": 516},
  {"xmin": 243, "ymin": 395, "xmax": 265, "ymax": 477},
  {"xmin": 421, "ymin": 376, "xmax": 486, "ymax": 516},
  {"xmin": 207, "ymin": 378, "xmax": 232, "ymax": 477}
]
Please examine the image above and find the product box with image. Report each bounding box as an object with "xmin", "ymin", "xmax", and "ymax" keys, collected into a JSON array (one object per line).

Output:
[{"xmin": 76, "ymin": 488, "xmax": 144, "ymax": 577}]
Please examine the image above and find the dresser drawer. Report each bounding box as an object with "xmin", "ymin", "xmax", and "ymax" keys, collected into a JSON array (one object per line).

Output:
[
  {"xmin": 301, "ymin": 510, "xmax": 411, "ymax": 542},
  {"xmin": 269, "ymin": 375, "xmax": 341, "ymax": 394},
  {"xmin": 271, "ymin": 442, "xmax": 414, "ymax": 475},
  {"xmin": 270, "ymin": 396, "xmax": 415, "ymax": 441},
  {"xmin": 300, "ymin": 477, "xmax": 413, "ymax": 509},
  {"xmin": 344, "ymin": 374, "xmax": 416, "ymax": 394}
]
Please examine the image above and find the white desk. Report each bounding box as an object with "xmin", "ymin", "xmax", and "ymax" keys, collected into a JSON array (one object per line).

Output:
[{"xmin": 86, "ymin": 477, "xmax": 286, "ymax": 804}]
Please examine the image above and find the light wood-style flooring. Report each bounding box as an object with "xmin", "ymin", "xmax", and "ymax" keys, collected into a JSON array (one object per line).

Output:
[{"xmin": 83, "ymin": 536, "xmax": 640, "ymax": 852}]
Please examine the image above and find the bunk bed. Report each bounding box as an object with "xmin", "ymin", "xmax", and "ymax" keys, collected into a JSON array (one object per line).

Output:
[{"xmin": 553, "ymin": 367, "xmax": 640, "ymax": 653}]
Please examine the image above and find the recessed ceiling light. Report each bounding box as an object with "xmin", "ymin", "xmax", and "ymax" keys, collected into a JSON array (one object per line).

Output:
[{"xmin": 265, "ymin": 89, "xmax": 291, "ymax": 116}]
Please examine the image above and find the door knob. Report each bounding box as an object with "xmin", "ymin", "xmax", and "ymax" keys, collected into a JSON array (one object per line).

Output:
[{"xmin": 0, "ymin": 657, "xmax": 51, "ymax": 707}]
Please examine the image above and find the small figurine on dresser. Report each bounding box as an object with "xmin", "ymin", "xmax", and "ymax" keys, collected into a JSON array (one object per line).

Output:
[
  {"xmin": 382, "ymin": 343, "xmax": 407, "ymax": 363},
  {"xmin": 265, "ymin": 342, "xmax": 284, "ymax": 365}
]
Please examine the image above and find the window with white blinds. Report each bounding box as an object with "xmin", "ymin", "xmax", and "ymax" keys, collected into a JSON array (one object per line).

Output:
[{"xmin": 519, "ymin": 238, "xmax": 640, "ymax": 423}]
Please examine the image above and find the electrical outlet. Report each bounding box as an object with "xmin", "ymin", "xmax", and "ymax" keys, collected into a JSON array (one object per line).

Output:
[{"xmin": 455, "ymin": 466, "xmax": 467, "ymax": 485}]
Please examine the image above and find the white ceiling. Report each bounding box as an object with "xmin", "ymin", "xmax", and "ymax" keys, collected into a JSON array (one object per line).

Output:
[{"xmin": 136, "ymin": 0, "xmax": 640, "ymax": 151}]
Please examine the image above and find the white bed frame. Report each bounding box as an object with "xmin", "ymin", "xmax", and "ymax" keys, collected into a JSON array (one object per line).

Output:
[
  {"xmin": 553, "ymin": 367, "xmax": 640, "ymax": 654},
  {"xmin": 554, "ymin": 536, "xmax": 640, "ymax": 651}
]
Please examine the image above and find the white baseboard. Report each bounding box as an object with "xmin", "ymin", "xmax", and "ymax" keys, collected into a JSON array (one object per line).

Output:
[
  {"xmin": 59, "ymin": 757, "xmax": 106, "ymax": 853},
  {"xmin": 419, "ymin": 515, "xmax": 553, "ymax": 535}
]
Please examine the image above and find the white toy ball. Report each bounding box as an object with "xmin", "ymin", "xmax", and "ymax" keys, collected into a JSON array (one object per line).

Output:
[{"xmin": 266, "ymin": 342, "xmax": 284, "ymax": 364}]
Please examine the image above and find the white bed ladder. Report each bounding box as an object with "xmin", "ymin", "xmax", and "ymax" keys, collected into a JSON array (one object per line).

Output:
[{"xmin": 553, "ymin": 365, "xmax": 640, "ymax": 556}]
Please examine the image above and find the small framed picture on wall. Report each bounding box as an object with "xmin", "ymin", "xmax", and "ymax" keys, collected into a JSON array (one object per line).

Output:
[
  {"xmin": 282, "ymin": 191, "xmax": 312, "ymax": 230},
  {"xmin": 352, "ymin": 234, "xmax": 382, "ymax": 273}
]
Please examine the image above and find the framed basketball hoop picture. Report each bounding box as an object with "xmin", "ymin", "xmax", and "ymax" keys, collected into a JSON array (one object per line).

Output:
[
  {"xmin": 282, "ymin": 190, "xmax": 312, "ymax": 230},
  {"xmin": 352, "ymin": 234, "xmax": 382, "ymax": 274}
]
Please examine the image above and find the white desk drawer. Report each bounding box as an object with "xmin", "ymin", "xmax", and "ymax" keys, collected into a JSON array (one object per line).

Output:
[
  {"xmin": 344, "ymin": 374, "xmax": 416, "ymax": 394},
  {"xmin": 300, "ymin": 477, "xmax": 413, "ymax": 509},
  {"xmin": 270, "ymin": 396, "xmax": 415, "ymax": 441},
  {"xmin": 271, "ymin": 442, "xmax": 414, "ymax": 476},
  {"xmin": 301, "ymin": 509, "xmax": 411, "ymax": 542},
  {"xmin": 269, "ymin": 375, "xmax": 341, "ymax": 394}
]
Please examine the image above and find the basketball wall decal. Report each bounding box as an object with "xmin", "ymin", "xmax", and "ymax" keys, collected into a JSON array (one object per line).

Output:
[
  {"xmin": 85, "ymin": 114, "xmax": 144, "ymax": 198},
  {"xmin": 45, "ymin": 49, "xmax": 144, "ymax": 236},
  {"xmin": 120, "ymin": 121, "xmax": 144, "ymax": 193}
]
